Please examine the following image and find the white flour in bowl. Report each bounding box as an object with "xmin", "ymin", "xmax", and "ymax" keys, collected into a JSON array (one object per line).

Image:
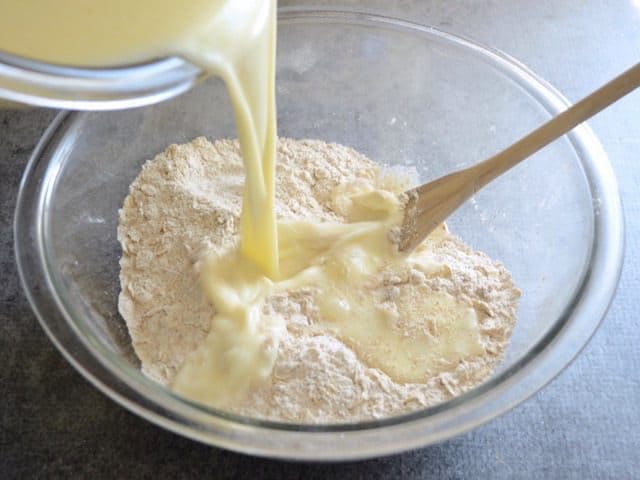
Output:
[{"xmin": 118, "ymin": 137, "xmax": 520, "ymax": 423}]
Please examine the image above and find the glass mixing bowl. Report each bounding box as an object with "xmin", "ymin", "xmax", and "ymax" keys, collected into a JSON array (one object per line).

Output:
[{"xmin": 14, "ymin": 10, "xmax": 623, "ymax": 461}]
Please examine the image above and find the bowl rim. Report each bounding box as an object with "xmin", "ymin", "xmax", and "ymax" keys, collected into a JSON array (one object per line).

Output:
[
  {"xmin": 0, "ymin": 49, "xmax": 203, "ymax": 110},
  {"xmin": 14, "ymin": 8, "xmax": 624, "ymax": 461}
]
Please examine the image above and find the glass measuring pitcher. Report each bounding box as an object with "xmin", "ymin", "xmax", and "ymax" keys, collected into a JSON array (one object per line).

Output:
[{"xmin": 0, "ymin": 0, "xmax": 273, "ymax": 110}]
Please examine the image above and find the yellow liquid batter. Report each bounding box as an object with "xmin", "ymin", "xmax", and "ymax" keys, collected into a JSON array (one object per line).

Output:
[
  {"xmin": 0, "ymin": 0, "xmax": 278, "ymax": 273},
  {"xmin": 1, "ymin": 1, "xmax": 486, "ymax": 408},
  {"xmin": 1, "ymin": 1, "xmax": 236, "ymax": 66}
]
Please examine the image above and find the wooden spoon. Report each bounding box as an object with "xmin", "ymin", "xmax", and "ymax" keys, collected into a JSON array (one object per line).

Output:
[{"xmin": 399, "ymin": 62, "xmax": 640, "ymax": 252}]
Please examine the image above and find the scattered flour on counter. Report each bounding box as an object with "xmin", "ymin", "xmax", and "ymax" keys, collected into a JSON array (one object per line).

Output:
[{"xmin": 118, "ymin": 137, "xmax": 520, "ymax": 423}]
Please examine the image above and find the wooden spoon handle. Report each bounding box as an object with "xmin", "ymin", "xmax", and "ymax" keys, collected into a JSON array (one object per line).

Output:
[
  {"xmin": 399, "ymin": 62, "xmax": 640, "ymax": 252},
  {"xmin": 472, "ymin": 62, "xmax": 640, "ymax": 189}
]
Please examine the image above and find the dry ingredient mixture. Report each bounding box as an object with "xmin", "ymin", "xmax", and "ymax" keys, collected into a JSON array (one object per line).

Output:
[{"xmin": 118, "ymin": 137, "xmax": 520, "ymax": 423}]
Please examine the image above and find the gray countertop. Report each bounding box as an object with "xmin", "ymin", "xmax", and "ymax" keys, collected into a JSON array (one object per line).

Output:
[{"xmin": 2, "ymin": 1, "xmax": 639, "ymax": 478}]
